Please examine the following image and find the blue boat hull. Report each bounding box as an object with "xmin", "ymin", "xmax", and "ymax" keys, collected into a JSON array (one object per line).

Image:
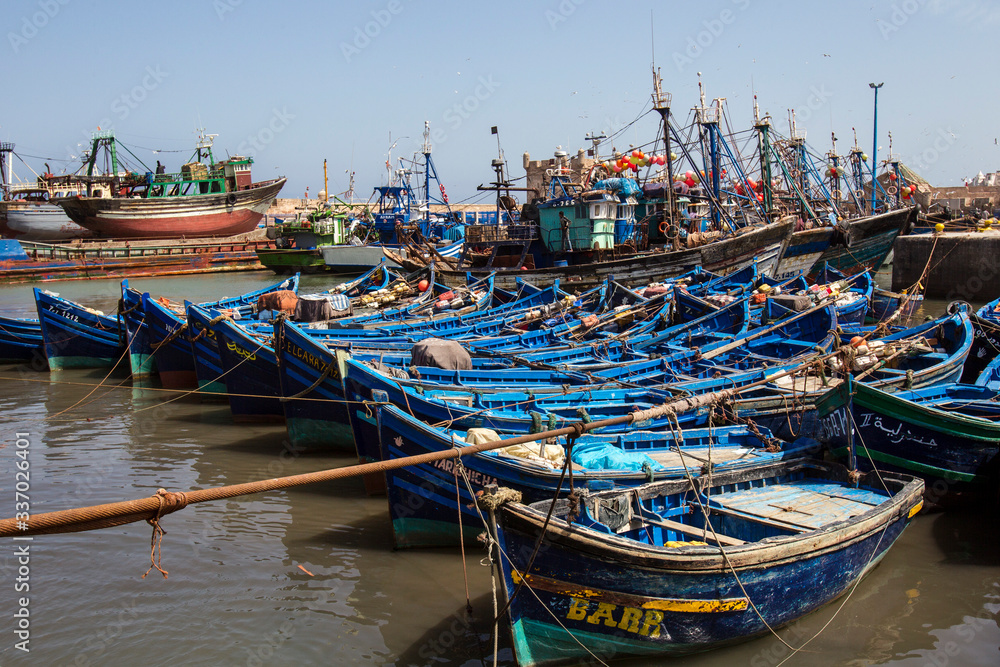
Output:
[
  {"xmin": 376, "ymin": 404, "xmax": 813, "ymax": 549},
  {"xmin": 0, "ymin": 316, "xmax": 45, "ymax": 366},
  {"xmin": 186, "ymin": 304, "xmax": 228, "ymax": 397},
  {"xmin": 212, "ymin": 317, "xmax": 284, "ymax": 422},
  {"xmin": 816, "ymin": 380, "xmax": 1000, "ymax": 501},
  {"xmin": 495, "ymin": 462, "xmax": 923, "ymax": 665},
  {"xmin": 121, "ymin": 284, "xmax": 156, "ymax": 378},
  {"xmin": 141, "ymin": 295, "xmax": 198, "ymax": 389},
  {"xmin": 33, "ymin": 289, "xmax": 124, "ymax": 370},
  {"xmin": 275, "ymin": 320, "xmax": 354, "ymax": 450}
]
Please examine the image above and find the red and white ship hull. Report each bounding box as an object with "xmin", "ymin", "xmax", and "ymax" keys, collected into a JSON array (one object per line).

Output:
[{"xmin": 58, "ymin": 178, "xmax": 285, "ymax": 240}]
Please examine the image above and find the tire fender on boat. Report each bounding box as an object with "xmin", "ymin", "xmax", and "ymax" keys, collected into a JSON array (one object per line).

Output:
[
  {"xmin": 947, "ymin": 300, "xmax": 972, "ymax": 315},
  {"xmin": 226, "ymin": 193, "xmax": 237, "ymax": 206}
]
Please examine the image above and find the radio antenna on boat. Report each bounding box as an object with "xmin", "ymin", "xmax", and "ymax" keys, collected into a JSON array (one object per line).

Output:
[
  {"xmin": 194, "ymin": 128, "xmax": 217, "ymax": 166},
  {"xmin": 649, "ymin": 10, "xmax": 656, "ymax": 72}
]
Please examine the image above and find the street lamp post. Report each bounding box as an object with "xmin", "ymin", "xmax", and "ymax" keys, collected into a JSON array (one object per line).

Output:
[{"xmin": 869, "ymin": 82, "xmax": 884, "ymax": 214}]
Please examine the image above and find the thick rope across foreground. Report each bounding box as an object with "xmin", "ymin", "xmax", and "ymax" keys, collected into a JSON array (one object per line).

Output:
[
  {"xmin": 1, "ymin": 347, "xmax": 843, "ymax": 544},
  {"xmin": 0, "ymin": 390, "xmax": 739, "ymax": 541}
]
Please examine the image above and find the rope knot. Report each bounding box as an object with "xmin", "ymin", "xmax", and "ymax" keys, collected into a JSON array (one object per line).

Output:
[{"xmin": 142, "ymin": 488, "xmax": 189, "ymax": 580}]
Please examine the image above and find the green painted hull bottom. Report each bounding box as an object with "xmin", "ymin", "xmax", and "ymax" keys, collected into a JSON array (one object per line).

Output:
[
  {"xmin": 197, "ymin": 379, "xmax": 228, "ymax": 397},
  {"xmin": 391, "ymin": 518, "xmax": 479, "ymax": 550},
  {"xmin": 829, "ymin": 446, "xmax": 981, "ymax": 484},
  {"xmin": 286, "ymin": 418, "xmax": 355, "ymax": 451},
  {"xmin": 257, "ymin": 251, "xmax": 328, "ymax": 274},
  {"xmin": 48, "ymin": 356, "xmax": 118, "ymax": 371},
  {"xmin": 511, "ymin": 617, "xmax": 690, "ymax": 666},
  {"xmin": 129, "ymin": 353, "xmax": 156, "ymax": 378}
]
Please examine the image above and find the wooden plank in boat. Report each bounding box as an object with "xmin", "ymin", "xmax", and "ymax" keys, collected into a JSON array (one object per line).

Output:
[
  {"xmin": 642, "ymin": 516, "xmax": 746, "ymax": 547},
  {"xmin": 709, "ymin": 482, "xmax": 885, "ymax": 530},
  {"xmin": 707, "ymin": 505, "xmax": 812, "ymax": 532},
  {"xmin": 771, "ymin": 375, "xmax": 843, "ymax": 393},
  {"xmin": 646, "ymin": 447, "xmax": 756, "ymax": 468}
]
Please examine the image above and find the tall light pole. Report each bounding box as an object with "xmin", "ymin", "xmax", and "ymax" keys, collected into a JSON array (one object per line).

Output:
[{"xmin": 869, "ymin": 82, "xmax": 884, "ymax": 214}]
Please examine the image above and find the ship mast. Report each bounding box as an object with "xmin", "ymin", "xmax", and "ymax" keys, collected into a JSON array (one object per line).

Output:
[
  {"xmin": 0, "ymin": 142, "xmax": 14, "ymax": 201},
  {"xmin": 651, "ymin": 67, "xmax": 676, "ymax": 220}
]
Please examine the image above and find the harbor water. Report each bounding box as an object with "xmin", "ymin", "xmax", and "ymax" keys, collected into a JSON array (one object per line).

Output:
[{"xmin": 0, "ymin": 271, "xmax": 997, "ymax": 666}]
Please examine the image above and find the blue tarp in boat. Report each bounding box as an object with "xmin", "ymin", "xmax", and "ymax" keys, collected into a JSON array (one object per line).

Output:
[{"xmin": 572, "ymin": 440, "xmax": 663, "ymax": 471}]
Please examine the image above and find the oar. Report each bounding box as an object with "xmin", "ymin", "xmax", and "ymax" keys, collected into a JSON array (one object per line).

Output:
[{"xmin": 700, "ymin": 297, "xmax": 836, "ymax": 361}]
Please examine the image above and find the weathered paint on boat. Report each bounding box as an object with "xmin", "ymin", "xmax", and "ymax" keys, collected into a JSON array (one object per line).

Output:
[
  {"xmin": 816, "ymin": 377, "xmax": 1000, "ymax": 498},
  {"xmin": 3, "ymin": 201, "xmax": 95, "ymax": 241},
  {"xmin": 33, "ymin": 288, "xmax": 124, "ymax": 370},
  {"xmin": 120, "ymin": 282, "xmax": 156, "ymax": 378},
  {"xmin": 141, "ymin": 294, "xmax": 198, "ymax": 389},
  {"xmin": 810, "ymin": 207, "xmax": 916, "ymax": 278},
  {"xmin": 185, "ymin": 304, "xmax": 229, "ymax": 397},
  {"xmin": 209, "ymin": 313, "xmax": 284, "ymax": 422},
  {"xmin": 495, "ymin": 460, "xmax": 923, "ymax": 665},
  {"xmin": 58, "ymin": 178, "xmax": 285, "ymax": 240},
  {"xmin": 420, "ymin": 219, "xmax": 794, "ymax": 290},
  {"xmin": 375, "ymin": 403, "xmax": 815, "ymax": 549},
  {"xmin": 275, "ymin": 321, "xmax": 354, "ymax": 451}
]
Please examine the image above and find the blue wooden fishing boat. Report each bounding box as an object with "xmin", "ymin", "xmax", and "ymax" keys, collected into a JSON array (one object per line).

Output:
[
  {"xmin": 492, "ymin": 459, "xmax": 923, "ymax": 665},
  {"xmin": 870, "ymin": 287, "xmax": 922, "ymax": 325},
  {"xmin": 961, "ymin": 306, "xmax": 1000, "ymax": 384},
  {"xmin": 816, "ymin": 377, "xmax": 1000, "ymax": 503},
  {"xmin": 275, "ymin": 324, "xmax": 354, "ymax": 450},
  {"xmin": 119, "ymin": 274, "xmax": 299, "ymax": 381},
  {"xmin": 727, "ymin": 307, "xmax": 975, "ymax": 446},
  {"xmin": 835, "ymin": 309, "xmax": 973, "ymax": 389},
  {"xmin": 120, "ymin": 283, "xmax": 156, "ymax": 378},
  {"xmin": 276, "ymin": 319, "xmax": 532, "ymax": 452},
  {"xmin": 281, "ymin": 321, "xmax": 659, "ymax": 454},
  {"xmin": 811, "ymin": 265, "xmax": 874, "ymax": 326},
  {"xmin": 211, "ymin": 279, "xmax": 502, "ymax": 425},
  {"xmin": 139, "ymin": 293, "xmax": 198, "ymax": 389},
  {"xmin": 378, "ymin": 403, "xmax": 819, "ymax": 548},
  {"xmin": 0, "ymin": 314, "xmax": 44, "ymax": 364},
  {"xmin": 186, "ymin": 302, "xmax": 246, "ymax": 397},
  {"xmin": 210, "ymin": 276, "xmax": 582, "ymax": 424},
  {"xmin": 772, "ymin": 207, "xmax": 916, "ymax": 281},
  {"xmin": 975, "ymin": 352, "xmax": 1000, "ymax": 389},
  {"xmin": 33, "ymin": 288, "xmax": 125, "ymax": 370},
  {"xmin": 975, "ymin": 294, "xmax": 1000, "ymax": 326},
  {"xmin": 757, "ymin": 267, "xmax": 871, "ymax": 328},
  {"xmin": 204, "ymin": 308, "xmax": 285, "ymax": 422},
  {"xmin": 345, "ymin": 357, "xmax": 683, "ymax": 470}
]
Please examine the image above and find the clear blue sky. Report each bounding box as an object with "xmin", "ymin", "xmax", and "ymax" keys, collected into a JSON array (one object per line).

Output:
[{"xmin": 2, "ymin": 0, "xmax": 996, "ymax": 206}]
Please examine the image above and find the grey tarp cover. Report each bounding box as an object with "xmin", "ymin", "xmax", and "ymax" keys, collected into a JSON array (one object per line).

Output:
[
  {"xmin": 410, "ymin": 338, "xmax": 472, "ymax": 370},
  {"xmin": 769, "ymin": 294, "xmax": 812, "ymax": 312}
]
